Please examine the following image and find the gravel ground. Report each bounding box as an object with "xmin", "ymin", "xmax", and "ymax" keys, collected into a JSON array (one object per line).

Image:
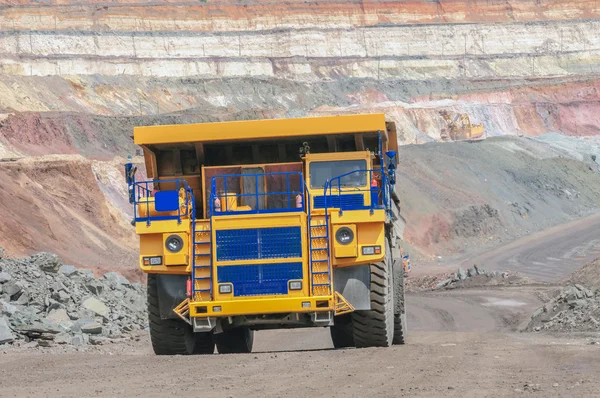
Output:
[{"xmin": 1, "ymin": 287, "xmax": 599, "ymax": 398}]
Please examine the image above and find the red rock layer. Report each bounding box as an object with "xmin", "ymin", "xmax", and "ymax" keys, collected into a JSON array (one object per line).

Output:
[{"xmin": 0, "ymin": 0, "xmax": 598, "ymax": 32}]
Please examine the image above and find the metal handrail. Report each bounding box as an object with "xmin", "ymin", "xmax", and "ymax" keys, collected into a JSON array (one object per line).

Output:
[
  {"xmin": 133, "ymin": 178, "xmax": 193, "ymax": 225},
  {"xmin": 209, "ymin": 171, "xmax": 306, "ymax": 215},
  {"xmin": 322, "ymin": 169, "xmax": 388, "ymax": 214}
]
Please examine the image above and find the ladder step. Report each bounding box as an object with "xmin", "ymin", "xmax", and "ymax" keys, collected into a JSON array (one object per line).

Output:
[
  {"xmin": 311, "ymin": 259, "xmax": 329, "ymax": 263},
  {"xmin": 195, "ymin": 254, "xmax": 211, "ymax": 257},
  {"xmin": 312, "ymin": 283, "xmax": 331, "ymax": 287},
  {"xmin": 196, "ymin": 289, "xmax": 211, "ymax": 292},
  {"xmin": 194, "ymin": 241, "xmax": 211, "ymax": 244},
  {"xmin": 311, "ymin": 236, "xmax": 327, "ymax": 239},
  {"xmin": 194, "ymin": 277, "xmax": 211, "ymax": 280},
  {"xmin": 312, "ymin": 271, "xmax": 330, "ymax": 275},
  {"xmin": 311, "ymin": 248, "xmax": 328, "ymax": 251}
]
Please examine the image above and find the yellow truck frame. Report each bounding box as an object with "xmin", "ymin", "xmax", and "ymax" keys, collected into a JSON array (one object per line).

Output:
[{"xmin": 128, "ymin": 113, "xmax": 406, "ymax": 355}]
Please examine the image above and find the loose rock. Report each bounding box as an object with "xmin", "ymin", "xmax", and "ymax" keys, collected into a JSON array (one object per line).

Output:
[
  {"xmin": 59, "ymin": 265, "xmax": 78, "ymax": 278},
  {"xmin": 0, "ymin": 272, "xmax": 11, "ymax": 284},
  {"xmin": 0, "ymin": 316, "xmax": 15, "ymax": 344},
  {"xmin": 0, "ymin": 251, "xmax": 147, "ymax": 347},
  {"xmin": 81, "ymin": 322, "xmax": 103, "ymax": 335},
  {"xmin": 82, "ymin": 297, "xmax": 110, "ymax": 318},
  {"xmin": 528, "ymin": 284, "xmax": 600, "ymax": 332}
]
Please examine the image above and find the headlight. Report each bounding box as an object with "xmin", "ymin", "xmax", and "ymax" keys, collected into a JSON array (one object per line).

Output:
[
  {"xmin": 219, "ymin": 284, "xmax": 233, "ymax": 294},
  {"xmin": 288, "ymin": 280, "xmax": 302, "ymax": 291},
  {"xmin": 335, "ymin": 227, "xmax": 354, "ymax": 245},
  {"xmin": 165, "ymin": 235, "xmax": 184, "ymax": 253}
]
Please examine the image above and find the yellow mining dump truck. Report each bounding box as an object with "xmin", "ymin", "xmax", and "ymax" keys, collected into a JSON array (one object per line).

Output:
[
  {"xmin": 127, "ymin": 114, "xmax": 406, "ymax": 355},
  {"xmin": 439, "ymin": 110, "xmax": 484, "ymax": 141}
]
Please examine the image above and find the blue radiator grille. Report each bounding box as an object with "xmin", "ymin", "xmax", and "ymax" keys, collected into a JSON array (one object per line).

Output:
[
  {"xmin": 218, "ymin": 262, "xmax": 303, "ymax": 296},
  {"xmin": 313, "ymin": 194, "xmax": 365, "ymax": 209},
  {"xmin": 216, "ymin": 226, "xmax": 302, "ymax": 261}
]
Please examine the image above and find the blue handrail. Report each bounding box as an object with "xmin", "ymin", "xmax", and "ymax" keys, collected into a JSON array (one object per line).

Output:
[
  {"xmin": 209, "ymin": 171, "xmax": 307, "ymax": 216},
  {"xmin": 132, "ymin": 178, "xmax": 193, "ymax": 225},
  {"xmin": 322, "ymin": 169, "xmax": 388, "ymax": 214}
]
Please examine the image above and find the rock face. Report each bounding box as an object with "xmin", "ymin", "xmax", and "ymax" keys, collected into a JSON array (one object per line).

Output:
[
  {"xmin": 0, "ymin": 251, "xmax": 147, "ymax": 347},
  {"xmin": 0, "ymin": 1, "xmax": 599, "ymax": 155}
]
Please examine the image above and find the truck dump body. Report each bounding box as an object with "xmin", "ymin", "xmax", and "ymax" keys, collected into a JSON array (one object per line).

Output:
[{"xmin": 130, "ymin": 113, "xmax": 406, "ymax": 354}]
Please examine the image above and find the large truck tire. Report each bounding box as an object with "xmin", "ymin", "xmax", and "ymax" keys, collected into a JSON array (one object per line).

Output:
[
  {"xmin": 215, "ymin": 327, "xmax": 254, "ymax": 354},
  {"xmin": 194, "ymin": 332, "xmax": 215, "ymax": 354},
  {"xmin": 393, "ymin": 265, "xmax": 407, "ymax": 345},
  {"xmin": 393, "ymin": 313, "xmax": 407, "ymax": 345},
  {"xmin": 329, "ymin": 314, "xmax": 355, "ymax": 348},
  {"xmin": 147, "ymin": 274, "xmax": 196, "ymax": 355},
  {"xmin": 351, "ymin": 238, "xmax": 394, "ymax": 348}
]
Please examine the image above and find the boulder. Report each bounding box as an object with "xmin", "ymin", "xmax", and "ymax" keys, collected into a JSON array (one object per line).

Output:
[
  {"xmin": 85, "ymin": 281, "xmax": 104, "ymax": 296},
  {"xmin": 0, "ymin": 316, "xmax": 14, "ymax": 344},
  {"xmin": 435, "ymin": 279, "xmax": 453, "ymax": 289},
  {"xmin": 46, "ymin": 308, "xmax": 70, "ymax": 324},
  {"xmin": 79, "ymin": 270, "xmax": 95, "ymax": 279},
  {"xmin": 16, "ymin": 322, "xmax": 61, "ymax": 335},
  {"xmin": 15, "ymin": 292, "xmax": 30, "ymax": 305},
  {"xmin": 564, "ymin": 286, "xmax": 579, "ymax": 301},
  {"xmin": 4, "ymin": 281, "xmax": 23, "ymax": 299},
  {"xmin": 33, "ymin": 253, "xmax": 63, "ymax": 274},
  {"xmin": 1, "ymin": 301, "xmax": 17, "ymax": 317},
  {"xmin": 103, "ymin": 272, "xmax": 131, "ymax": 288},
  {"xmin": 81, "ymin": 322, "xmax": 103, "ymax": 335},
  {"xmin": 51, "ymin": 290, "xmax": 70, "ymax": 303},
  {"xmin": 456, "ymin": 268, "xmax": 467, "ymax": 280},
  {"xmin": 0, "ymin": 272, "xmax": 11, "ymax": 284},
  {"xmin": 531, "ymin": 307, "xmax": 544, "ymax": 319},
  {"xmin": 81, "ymin": 297, "xmax": 109, "ymax": 318},
  {"xmin": 59, "ymin": 265, "xmax": 78, "ymax": 278},
  {"xmin": 89, "ymin": 336, "xmax": 108, "ymax": 345},
  {"xmin": 54, "ymin": 333, "xmax": 71, "ymax": 345}
]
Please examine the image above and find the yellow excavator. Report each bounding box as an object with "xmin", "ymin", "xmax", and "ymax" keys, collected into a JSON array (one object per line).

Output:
[{"xmin": 439, "ymin": 111, "xmax": 484, "ymax": 141}]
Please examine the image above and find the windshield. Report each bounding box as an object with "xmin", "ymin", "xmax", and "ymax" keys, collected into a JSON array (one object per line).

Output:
[{"xmin": 309, "ymin": 160, "xmax": 367, "ymax": 189}]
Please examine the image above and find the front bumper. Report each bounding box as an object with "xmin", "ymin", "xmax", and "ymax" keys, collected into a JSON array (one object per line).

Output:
[{"xmin": 189, "ymin": 296, "xmax": 334, "ymax": 318}]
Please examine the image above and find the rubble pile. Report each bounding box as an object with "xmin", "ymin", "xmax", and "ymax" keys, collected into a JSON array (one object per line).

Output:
[
  {"xmin": 434, "ymin": 266, "xmax": 526, "ymax": 290},
  {"xmin": 0, "ymin": 251, "xmax": 147, "ymax": 347},
  {"xmin": 406, "ymin": 266, "xmax": 529, "ymax": 292},
  {"xmin": 528, "ymin": 284, "xmax": 600, "ymax": 333}
]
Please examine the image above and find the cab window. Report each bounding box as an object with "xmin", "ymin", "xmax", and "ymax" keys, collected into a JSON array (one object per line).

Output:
[{"xmin": 309, "ymin": 160, "xmax": 367, "ymax": 188}]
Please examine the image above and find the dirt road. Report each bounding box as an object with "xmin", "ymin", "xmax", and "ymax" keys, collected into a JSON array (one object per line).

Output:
[
  {"xmin": 460, "ymin": 213, "xmax": 600, "ymax": 282},
  {"xmin": 1, "ymin": 287, "xmax": 599, "ymax": 398}
]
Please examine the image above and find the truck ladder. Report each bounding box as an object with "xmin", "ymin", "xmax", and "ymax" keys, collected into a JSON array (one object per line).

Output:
[
  {"xmin": 308, "ymin": 214, "xmax": 332, "ymax": 296},
  {"xmin": 192, "ymin": 220, "xmax": 212, "ymax": 301}
]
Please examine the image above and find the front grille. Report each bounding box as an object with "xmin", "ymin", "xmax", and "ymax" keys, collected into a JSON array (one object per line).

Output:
[
  {"xmin": 313, "ymin": 194, "xmax": 364, "ymax": 209},
  {"xmin": 217, "ymin": 262, "xmax": 303, "ymax": 296},
  {"xmin": 216, "ymin": 226, "xmax": 302, "ymax": 261}
]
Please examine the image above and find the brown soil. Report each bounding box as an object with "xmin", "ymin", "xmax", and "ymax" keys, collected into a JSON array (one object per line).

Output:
[{"xmin": 0, "ymin": 156, "xmax": 138, "ymax": 273}]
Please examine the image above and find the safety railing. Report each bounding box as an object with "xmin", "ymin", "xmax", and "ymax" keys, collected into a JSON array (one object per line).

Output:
[
  {"xmin": 322, "ymin": 169, "xmax": 389, "ymax": 215},
  {"xmin": 133, "ymin": 179, "xmax": 195, "ymax": 225},
  {"xmin": 209, "ymin": 172, "xmax": 307, "ymax": 216}
]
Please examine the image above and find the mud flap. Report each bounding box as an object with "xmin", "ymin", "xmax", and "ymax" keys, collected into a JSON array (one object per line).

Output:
[
  {"xmin": 333, "ymin": 264, "xmax": 371, "ymax": 311},
  {"xmin": 156, "ymin": 274, "xmax": 188, "ymax": 320}
]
